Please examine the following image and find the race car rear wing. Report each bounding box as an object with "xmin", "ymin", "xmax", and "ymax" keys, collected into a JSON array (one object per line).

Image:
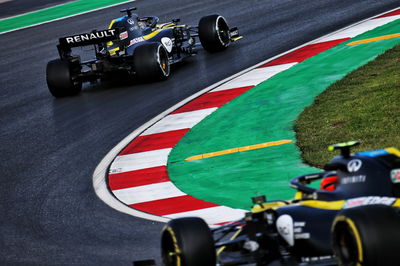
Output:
[
  {"xmin": 59, "ymin": 29, "xmax": 119, "ymax": 48},
  {"xmin": 57, "ymin": 29, "xmax": 120, "ymax": 58}
]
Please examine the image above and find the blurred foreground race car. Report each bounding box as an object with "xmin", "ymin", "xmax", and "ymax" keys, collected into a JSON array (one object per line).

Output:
[
  {"xmin": 46, "ymin": 7, "xmax": 242, "ymax": 97},
  {"xmin": 160, "ymin": 142, "xmax": 400, "ymax": 266}
]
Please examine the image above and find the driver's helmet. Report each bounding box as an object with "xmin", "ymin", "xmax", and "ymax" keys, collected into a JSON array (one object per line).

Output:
[
  {"xmin": 138, "ymin": 21, "xmax": 147, "ymax": 30},
  {"xmin": 320, "ymin": 175, "xmax": 339, "ymax": 191}
]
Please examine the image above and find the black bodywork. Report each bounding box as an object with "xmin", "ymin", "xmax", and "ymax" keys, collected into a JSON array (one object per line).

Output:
[
  {"xmin": 160, "ymin": 142, "xmax": 400, "ymax": 266},
  {"xmin": 216, "ymin": 142, "xmax": 400, "ymax": 265}
]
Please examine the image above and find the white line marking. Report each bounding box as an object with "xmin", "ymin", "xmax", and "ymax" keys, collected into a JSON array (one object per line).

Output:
[
  {"xmin": 0, "ymin": 1, "xmax": 78, "ymax": 20},
  {"xmin": 211, "ymin": 63, "xmax": 297, "ymax": 92},
  {"xmin": 92, "ymin": 7, "xmax": 400, "ymax": 224},
  {"xmin": 112, "ymin": 182, "xmax": 185, "ymax": 205},
  {"xmin": 315, "ymin": 15, "xmax": 400, "ymax": 43},
  {"xmin": 0, "ymin": 0, "xmax": 137, "ymax": 35},
  {"xmin": 93, "ymin": 160, "xmax": 170, "ymax": 222},
  {"xmin": 110, "ymin": 148, "xmax": 171, "ymax": 174},
  {"xmin": 141, "ymin": 108, "xmax": 218, "ymax": 135},
  {"xmin": 164, "ymin": 206, "xmax": 247, "ymax": 225}
]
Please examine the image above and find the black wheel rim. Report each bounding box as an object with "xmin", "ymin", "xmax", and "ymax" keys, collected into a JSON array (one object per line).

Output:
[
  {"xmin": 161, "ymin": 228, "xmax": 180, "ymax": 266},
  {"xmin": 157, "ymin": 45, "xmax": 170, "ymax": 77},
  {"xmin": 333, "ymin": 221, "xmax": 360, "ymax": 266},
  {"xmin": 216, "ymin": 16, "xmax": 230, "ymax": 46}
]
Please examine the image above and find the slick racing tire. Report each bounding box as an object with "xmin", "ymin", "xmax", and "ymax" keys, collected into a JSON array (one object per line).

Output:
[
  {"xmin": 161, "ymin": 217, "xmax": 216, "ymax": 266},
  {"xmin": 331, "ymin": 205, "xmax": 400, "ymax": 266},
  {"xmin": 133, "ymin": 42, "xmax": 170, "ymax": 81},
  {"xmin": 198, "ymin": 14, "xmax": 230, "ymax": 53},
  {"xmin": 46, "ymin": 59, "xmax": 82, "ymax": 98}
]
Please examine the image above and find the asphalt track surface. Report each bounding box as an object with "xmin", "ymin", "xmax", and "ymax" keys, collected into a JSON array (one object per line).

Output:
[
  {"xmin": 0, "ymin": 0, "xmax": 72, "ymax": 19},
  {"xmin": 1, "ymin": 0, "xmax": 399, "ymax": 265}
]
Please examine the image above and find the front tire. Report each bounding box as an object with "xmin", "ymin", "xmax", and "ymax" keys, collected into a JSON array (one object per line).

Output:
[
  {"xmin": 161, "ymin": 217, "xmax": 216, "ymax": 266},
  {"xmin": 331, "ymin": 205, "xmax": 400, "ymax": 266},
  {"xmin": 133, "ymin": 42, "xmax": 170, "ymax": 81},
  {"xmin": 46, "ymin": 59, "xmax": 82, "ymax": 98},
  {"xmin": 198, "ymin": 14, "xmax": 230, "ymax": 53}
]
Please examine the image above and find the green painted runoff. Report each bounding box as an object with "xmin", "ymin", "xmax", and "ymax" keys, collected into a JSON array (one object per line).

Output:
[
  {"xmin": 168, "ymin": 19, "xmax": 400, "ymax": 210},
  {"xmin": 0, "ymin": 0, "xmax": 135, "ymax": 33}
]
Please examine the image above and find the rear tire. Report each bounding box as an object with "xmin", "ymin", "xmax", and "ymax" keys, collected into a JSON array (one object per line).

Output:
[
  {"xmin": 331, "ymin": 205, "xmax": 400, "ymax": 266},
  {"xmin": 198, "ymin": 14, "xmax": 230, "ymax": 53},
  {"xmin": 46, "ymin": 59, "xmax": 82, "ymax": 97},
  {"xmin": 161, "ymin": 217, "xmax": 216, "ymax": 266},
  {"xmin": 133, "ymin": 42, "xmax": 170, "ymax": 81}
]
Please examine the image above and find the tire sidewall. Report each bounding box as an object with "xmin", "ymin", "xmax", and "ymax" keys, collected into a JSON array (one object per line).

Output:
[
  {"xmin": 198, "ymin": 14, "xmax": 230, "ymax": 52},
  {"xmin": 46, "ymin": 59, "xmax": 82, "ymax": 97},
  {"xmin": 332, "ymin": 205, "xmax": 400, "ymax": 266},
  {"xmin": 161, "ymin": 217, "xmax": 216, "ymax": 266},
  {"xmin": 133, "ymin": 42, "xmax": 170, "ymax": 81}
]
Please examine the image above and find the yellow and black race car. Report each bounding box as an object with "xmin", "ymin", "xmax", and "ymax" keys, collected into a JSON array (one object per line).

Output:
[
  {"xmin": 160, "ymin": 142, "xmax": 400, "ymax": 266},
  {"xmin": 46, "ymin": 7, "xmax": 242, "ymax": 98}
]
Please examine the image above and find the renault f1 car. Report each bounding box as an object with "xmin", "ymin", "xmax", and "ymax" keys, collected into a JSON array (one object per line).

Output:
[
  {"xmin": 160, "ymin": 141, "xmax": 400, "ymax": 266},
  {"xmin": 46, "ymin": 7, "xmax": 242, "ymax": 97}
]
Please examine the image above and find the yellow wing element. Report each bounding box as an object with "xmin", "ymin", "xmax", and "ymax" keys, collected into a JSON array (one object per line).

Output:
[
  {"xmin": 108, "ymin": 48, "xmax": 120, "ymax": 56},
  {"xmin": 216, "ymin": 228, "xmax": 243, "ymax": 256},
  {"xmin": 251, "ymin": 200, "xmax": 345, "ymax": 213},
  {"xmin": 106, "ymin": 19, "xmax": 119, "ymax": 55},
  {"xmin": 299, "ymin": 200, "xmax": 345, "ymax": 210},
  {"xmin": 393, "ymin": 199, "xmax": 400, "ymax": 208},
  {"xmin": 108, "ymin": 19, "xmax": 116, "ymax": 29},
  {"xmin": 231, "ymin": 36, "xmax": 243, "ymax": 42},
  {"xmin": 386, "ymin": 147, "xmax": 400, "ymax": 157},
  {"xmin": 156, "ymin": 23, "xmax": 176, "ymax": 29},
  {"xmin": 251, "ymin": 201, "xmax": 289, "ymax": 213}
]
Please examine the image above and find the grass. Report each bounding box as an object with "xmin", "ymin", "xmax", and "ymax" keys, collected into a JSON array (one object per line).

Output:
[{"xmin": 295, "ymin": 44, "xmax": 400, "ymax": 168}]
